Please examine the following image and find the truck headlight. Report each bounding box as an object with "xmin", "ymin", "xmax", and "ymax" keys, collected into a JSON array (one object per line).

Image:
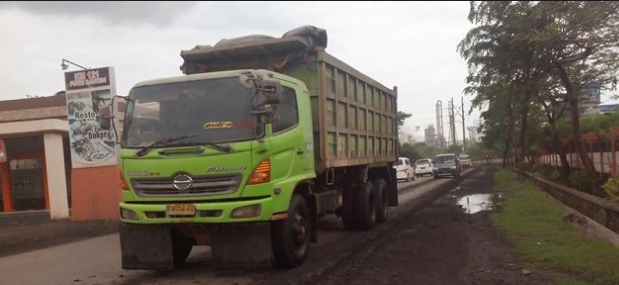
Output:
[
  {"xmin": 120, "ymin": 208, "xmax": 139, "ymax": 220},
  {"xmin": 231, "ymin": 204, "xmax": 261, "ymax": 219}
]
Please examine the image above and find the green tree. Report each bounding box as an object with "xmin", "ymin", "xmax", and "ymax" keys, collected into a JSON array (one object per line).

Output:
[
  {"xmin": 535, "ymin": 1, "xmax": 619, "ymax": 177},
  {"xmin": 397, "ymin": 111, "xmax": 412, "ymax": 128},
  {"xmin": 460, "ymin": 1, "xmax": 619, "ymax": 179},
  {"xmin": 399, "ymin": 143, "xmax": 421, "ymax": 161}
]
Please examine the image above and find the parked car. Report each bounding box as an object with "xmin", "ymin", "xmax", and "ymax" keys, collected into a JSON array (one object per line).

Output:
[
  {"xmin": 459, "ymin": 154, "xmax": 472, "ymax": 168},
  {"xmin": 393, "ymin": 157, "xmax": 415, "ymax": 181},
  {"xmin": 433, "ymin": 153, "xmax": 461, "ymax": 178},
  {"xmin": 414, "ymin": 158, "xmax": 433, "ymax": 177}
]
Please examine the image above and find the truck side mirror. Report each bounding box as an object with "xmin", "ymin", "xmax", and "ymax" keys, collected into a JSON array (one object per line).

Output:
[
  {"xmin": 98, "ymin": 95, "xmax": 127, "ymax": 143},
  {"xmin": 257, "ymin": 77, "xmax": 282, "ymax": 106},
  {"xmin": 252, "ymin": 77, "xmax": 283, "ymax": 124},
  {"xmin": 99, "ymin": 105, "xmax": 113, "ymax": 129}
]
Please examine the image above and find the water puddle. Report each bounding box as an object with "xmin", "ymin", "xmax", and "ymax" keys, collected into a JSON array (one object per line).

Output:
[{"xmin": 457, "ymin": 194, "xmax": 499, "ymax": 214}]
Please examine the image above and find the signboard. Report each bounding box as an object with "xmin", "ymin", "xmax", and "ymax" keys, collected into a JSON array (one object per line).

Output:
[
  {"xmin": 64, "ymin": 67, "xmax": 118, "ymax": 168},
  {"xmin": 0, "ymin": 139, "xmax": 6, "ymax": 163}
]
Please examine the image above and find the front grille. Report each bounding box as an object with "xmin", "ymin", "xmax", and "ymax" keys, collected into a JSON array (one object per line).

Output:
[{"xmin": 132, "ymin": 174, "xmax": 243, "ymax": 197}]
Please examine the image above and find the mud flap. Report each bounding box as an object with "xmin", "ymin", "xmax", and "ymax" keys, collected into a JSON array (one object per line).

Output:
[
  {"xmin": 119, "ymin": 223, "xmax": 175, "ymax": 270},
  {"xmin": 210, "ymin": 222, "xmax": 273, "ymax": 268}
]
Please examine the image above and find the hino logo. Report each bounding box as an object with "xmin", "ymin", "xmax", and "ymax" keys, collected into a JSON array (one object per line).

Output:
[{"xmin": 172, "ymin": 174, "xmax": 193, "ymax": 191}]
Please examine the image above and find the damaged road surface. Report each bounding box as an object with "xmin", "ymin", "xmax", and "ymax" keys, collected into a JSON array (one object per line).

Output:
[{"xmin": 0, "ymin": 167, "xmax": 550, "ymax": 285}]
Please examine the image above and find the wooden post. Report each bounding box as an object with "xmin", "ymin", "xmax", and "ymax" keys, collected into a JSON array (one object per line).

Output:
[
  {"xmin": 600, "ymin": 141, "xmax": 604, "ymax": 175},
  {"xmin": 584, "ymin": 132, "xmax": 598, "ymax": 175},
  {"xmin": 609, "ymin": 127, "xmax": 619, "ymax": 175},
  {"xmin": 613, "ymin": 138, "xmax": 616, "ymax": 175}
]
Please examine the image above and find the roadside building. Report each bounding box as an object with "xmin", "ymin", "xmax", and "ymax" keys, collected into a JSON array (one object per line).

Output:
[{"xmin": 0, "ymin": 94, "xmax": 119, "ymax": 221}]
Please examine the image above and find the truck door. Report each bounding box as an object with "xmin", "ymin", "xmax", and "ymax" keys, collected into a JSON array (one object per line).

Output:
[{"xmin": 268, "ymin": 87, "xmax": 315, "ymax": 179}]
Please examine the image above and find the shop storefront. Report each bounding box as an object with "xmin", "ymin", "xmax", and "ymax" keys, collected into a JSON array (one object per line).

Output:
[
  {"xmin": 0, "ymin": 95, "xmax": 72, "ymax": 219},
  {"xmin": 0, "ymin": 136, "xmax": 71, "ymax": 212}
]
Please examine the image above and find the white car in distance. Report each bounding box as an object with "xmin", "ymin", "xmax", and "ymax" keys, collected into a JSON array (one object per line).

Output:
[
  {"xmin": 459, "ymin": 154, "xmax": 472, "ymax": 168},
  {"xmin": 414, "ymin": 158, "xmax": 433, "ymax": 177},
  {"xmin": 393, "ymin": 157, "xmax": 415, "ymax": 182}
]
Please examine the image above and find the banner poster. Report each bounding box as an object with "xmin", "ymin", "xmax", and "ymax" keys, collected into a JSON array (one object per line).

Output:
[
  {"xmin": 64, "ymin": 67, "xmax": 118, "ymax": 168},
  {"xmin": 0, "ymin": 139, "xmax": 6, "ymax": 163}
]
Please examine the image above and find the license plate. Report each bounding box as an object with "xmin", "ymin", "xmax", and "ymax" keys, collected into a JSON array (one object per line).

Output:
[{"xmin": 166, "ymin": 204, "xmax": 196, "ymax": 216}]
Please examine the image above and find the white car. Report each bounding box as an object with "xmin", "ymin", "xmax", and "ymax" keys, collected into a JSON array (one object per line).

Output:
[
  {"xmin": 459, "ymin": 154, "xmax": 472, "ymax": 168},
  {"xmin": 414, "ymin": 158, "xmax": 433, "ymax": 177},
  {"xmin": 393, "ymin": 157, "xmax": 415, "ymax": 182}
]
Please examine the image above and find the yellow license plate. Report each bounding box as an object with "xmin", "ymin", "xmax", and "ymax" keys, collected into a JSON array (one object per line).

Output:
[{"xmin": 166, "ymin": 204, "xmax": 196, "ymax": 216}]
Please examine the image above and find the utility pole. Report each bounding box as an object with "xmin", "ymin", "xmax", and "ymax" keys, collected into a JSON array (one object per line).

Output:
[
  {"xmin": 436, "ymin": 100, "xmax": 443, "ymax": 148},
  {"xmin": 449, "ymin": 98, "xmax": 456, "ymax": 146},
  {"xmin": 461, "ymin": 97, "xmax": 466, "ymax": 152}
]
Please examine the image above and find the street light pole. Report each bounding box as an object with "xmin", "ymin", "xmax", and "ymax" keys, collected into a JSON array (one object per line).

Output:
[{"xmin": 61, "ymin": 59, "xmax": 89, "ymax": 70}]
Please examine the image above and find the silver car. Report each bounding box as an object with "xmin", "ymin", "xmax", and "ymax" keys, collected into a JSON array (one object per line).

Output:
[{"xmin": 433, "ymin": 153, "xmax": 461, "ymax": 178}]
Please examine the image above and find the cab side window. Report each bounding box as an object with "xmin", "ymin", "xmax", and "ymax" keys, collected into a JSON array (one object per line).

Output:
[{"xmin": 272, "ymin": 87, "xmax": 299, "ymax": 133}]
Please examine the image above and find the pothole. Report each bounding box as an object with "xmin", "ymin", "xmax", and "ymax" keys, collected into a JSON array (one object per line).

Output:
[{"xmin": 456, "ymin": 193, "xmax": 503, "ymax": 214}]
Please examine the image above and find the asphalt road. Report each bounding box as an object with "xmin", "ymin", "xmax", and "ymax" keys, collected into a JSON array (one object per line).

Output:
[{"xmin": 0, "ymin": 171, "xmax": 471, "ymax": 285}]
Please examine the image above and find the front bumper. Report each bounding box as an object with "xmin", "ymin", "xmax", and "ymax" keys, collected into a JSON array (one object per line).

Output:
[
  {"xmin": 434, "ymin": 168, "xmax": 456, "ymax": 176},
  {"xmin": 119, "ymin": 195, "xmax": 274, "ymax": 224}
]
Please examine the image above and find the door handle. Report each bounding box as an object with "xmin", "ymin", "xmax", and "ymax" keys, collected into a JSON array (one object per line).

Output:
[{"xmin": 297, "ymin": 149, "xmax": 304, "ymax": 155}]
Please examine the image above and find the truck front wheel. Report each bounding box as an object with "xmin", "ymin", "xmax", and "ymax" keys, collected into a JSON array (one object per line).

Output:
[
  {"xmin": 171, "ymin": 228, "xmax": 193, "ymax": 268},
  {"xmin": 271, "ymin": 194, "xmax": 310, "ymax": 268}
]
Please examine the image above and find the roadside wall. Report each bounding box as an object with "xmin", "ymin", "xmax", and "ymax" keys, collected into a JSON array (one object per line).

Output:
[{"xmin": 523, "ymin": 171, "xmax": 619, "ymax": 235}]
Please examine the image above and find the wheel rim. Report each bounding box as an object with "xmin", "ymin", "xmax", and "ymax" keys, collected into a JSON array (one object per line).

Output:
[{"xmin": 292, "ymin": 211, "xmax": 308, "ymax": 254}]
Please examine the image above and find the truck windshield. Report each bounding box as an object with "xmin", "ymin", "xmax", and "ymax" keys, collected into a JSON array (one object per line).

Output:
[{"xmin": 122, "ymin": 77, "xmax": 262, "ymax": 147}]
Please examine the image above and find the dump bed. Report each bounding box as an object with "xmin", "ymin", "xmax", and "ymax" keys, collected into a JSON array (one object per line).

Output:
[{"xmin": 180, "ymin": 28, "xmax": 398, "ymax": 173}]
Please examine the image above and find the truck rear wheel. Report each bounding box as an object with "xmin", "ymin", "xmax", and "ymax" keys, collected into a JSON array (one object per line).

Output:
[
  {"xmin": 341, "ymin": 185, "xmax": 356, "ymax": 230},
  {"xmin": 271, "ymin": 194, "xmax": 310, "ymax": 268},
  {"xmin": 354, "ymin": 181, "xmax": 376, "ymax": 230},
  {"xmin": 373, "ymin": 179, "xmax": 389, "ymax": 224}
]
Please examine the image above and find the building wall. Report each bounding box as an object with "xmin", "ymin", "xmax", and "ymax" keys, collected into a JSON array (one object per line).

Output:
[{"xmin": 0, "ymin": 96, "xmax": 119, "ymax": 221}]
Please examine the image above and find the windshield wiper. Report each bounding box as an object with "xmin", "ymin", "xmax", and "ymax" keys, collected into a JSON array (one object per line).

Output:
[
  {"xmin": 194, "ymin": 141, "xmax": 233, "ymax": 153},
  {"xmin": 134, "ymin": 134, "xmax": 198, "ymax": 157},
  {"xmin": 135, "ymin": 135, "xmax": 233, "ymax": 157}
]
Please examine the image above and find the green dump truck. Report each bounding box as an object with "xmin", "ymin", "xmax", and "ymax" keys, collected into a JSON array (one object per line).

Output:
[{"xmin": 118, "ymin": 26, "xmax": 399, "ymax": 270}]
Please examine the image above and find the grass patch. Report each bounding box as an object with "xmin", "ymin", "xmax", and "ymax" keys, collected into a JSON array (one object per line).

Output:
[{"xmin": 492, "ymin": 169, "xmax": 619, "ymax": 285}]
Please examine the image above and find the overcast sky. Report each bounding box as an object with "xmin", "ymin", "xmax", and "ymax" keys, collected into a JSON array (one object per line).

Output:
[{"xmin": 0, "ymin": 1, "xmax": 481, "ymax": 142}]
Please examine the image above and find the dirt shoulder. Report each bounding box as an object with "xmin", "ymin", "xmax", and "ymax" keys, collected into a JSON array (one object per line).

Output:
[{"xmin": 0, "ymin": 218, "xmax": 119, "ymax": 258}]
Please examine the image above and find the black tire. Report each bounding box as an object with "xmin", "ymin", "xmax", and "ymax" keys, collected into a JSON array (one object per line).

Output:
[
  {"xmin": 272, "ymin": 194, "xmax": 311, "ymax": 268},
  {"xmin": 171, "ymin": 228, "xmax": 193, "ymax": 268},
  {"xmin": 341, "ymin": 186, "xmax": 356, "ymax": 230},
  {"xmin": 354, "ymin": 181, "xmax": 376, "ymax": 230},
  {"xmin": 373, "ymin": 179, "xmax": 389, "ymax": 224}
]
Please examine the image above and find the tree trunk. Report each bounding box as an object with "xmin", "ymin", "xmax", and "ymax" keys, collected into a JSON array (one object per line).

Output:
[
  {"xmin": 502, "ymin": 139, "xmax": 511, "ymax": 168},
  {"xmin": 567, "ymin": 93, "xmax": 596, "ymax": 174},
  {"xmin": 506, "ymin": 96, "xmax": 519, "ymax": 169},
  {"xmin": 557, "ymin": 143, "xmax": 571, "ymax": 178},
  {"xmin": 554, "ymin": 60, "xmax": 596, "ymax": 176},
  {"xmin": 517, "ymin": 91, "xmax": 532, "ymax": 172},
  {"xmin": 540, "ymin": 100, "xmax": 571, "ymax": 178}
]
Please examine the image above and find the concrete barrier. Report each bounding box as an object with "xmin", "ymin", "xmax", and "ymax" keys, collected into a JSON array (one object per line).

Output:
[{"xmin": 523, "ymin": 171, "xmax": 619, "ymax": 236}]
